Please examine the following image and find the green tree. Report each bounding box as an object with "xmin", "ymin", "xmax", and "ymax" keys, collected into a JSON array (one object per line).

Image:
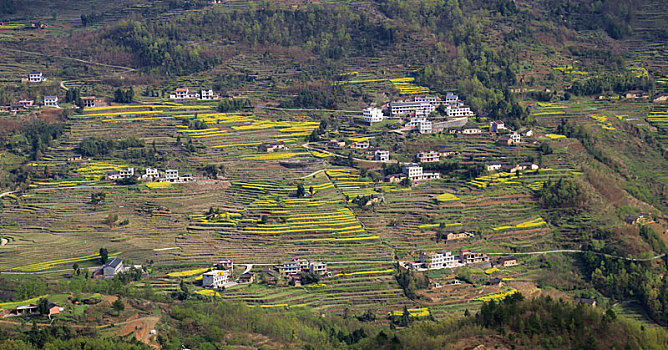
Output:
[{"xmin": 99, "ymin": 248, "xmax": 109, "ymax": 264}]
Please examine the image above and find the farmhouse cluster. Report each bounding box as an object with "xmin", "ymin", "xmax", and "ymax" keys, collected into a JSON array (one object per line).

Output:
[
  {"xmin": 407, "ymin": 250, "xmax": 518, "ymax": 271},
  {"xmin": 169, "ymin": 88, "xmax": 219, "ymax": 101}
]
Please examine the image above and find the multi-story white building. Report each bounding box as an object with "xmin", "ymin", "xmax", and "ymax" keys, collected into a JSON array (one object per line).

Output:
[
  {"xmin": 363, "ymin": 107, "xmax": 384, "ymax": 123},
  {"xmin": 165, "ymin": 169, "xmax": 179, "ymax": 182},
  {"xmin": 445, "ymin": 92, "xmax": 459, "ymax": 104},
  {"xmin": 200, "ymin": 89, "xmax": 216, "ymax": 100},
  {"xmin": 81, "ymin": 96, "xmax": 96, "ymax": 108},
  {"xmin": 170, "ymin": 88, "xmax": 200, "ymax": 100},
  {"xmin": 374, "ymin": 149, "xmax": 390, "ymax": 162},
  {"xmin": 414, "ymin": 95, "xmax": 443, "ymax": 106},
  {"xmin": 420, "ymin": 251, "xmax": 459, "ymax": 270},
  {"xmin": 106, "ymin": 167, "xmax": 135, "ymax": 180},
  {"xmin": 43, "ymin": 96, "xmax": 59, "ymax": 108},
  {"xmin": 459, "ymin": 249, "xmax": 489, "ymax": 264},
  {"xmin": 510, "ymin": 131, "xmax": 521, "ymax": 143},
  {"xmin": 202, "ymin": 270, "xmax": 229, "ymax": 288},
  {"xmin": 402, "ymin": 163, "xmax": 440, "ymax": 181},
  {"xmin": 486, "ymin": 161, "xmax": 503, "ymax": 171},
  {"xmin": 445, "ymin": 105, "xmax": 474, "ymax": 117},
  {"xmin": 28, "ymin": 71, "xmax": 45, "ymax": 83},
  {"xmin": 142, "ymin": 168, "xmax": 159, "ymax": 179},
  {"xmin": 390, "ymin": 101, "xmax": 435, "ymax": 116},
  {"xmin": 417, "ymin": 120, "xmax": 432, "ymax": 134}
]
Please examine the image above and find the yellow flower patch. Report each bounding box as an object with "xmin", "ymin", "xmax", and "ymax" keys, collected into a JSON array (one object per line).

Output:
[
  {"xmin": 436, "ymin": 193, "xmax": 460, "ymax": 202},
  {"xmin": 471, "ymin": 289, "xmax": 518, "ymax": 302},
  {"xmin": 167, "ymin": 267, "xmax": 210, "ymax": 278},
  {"xmin": 146, "ymin": 182, "xmax": 172, "ymax": 189},
  {"xmin": 334, "ymin": 269, "xmax": 393, "ymax": 277}
]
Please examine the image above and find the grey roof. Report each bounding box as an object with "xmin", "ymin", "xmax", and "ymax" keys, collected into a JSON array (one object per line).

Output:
[{"xmin": 105, "ymin": 257, "xmax": 123, "ymax": 269}]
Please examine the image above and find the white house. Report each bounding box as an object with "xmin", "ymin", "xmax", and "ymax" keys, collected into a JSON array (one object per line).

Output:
[
  {"xmin": 363, "ymin": 107, "xmax": 384, "ymax": 123},
  {"xmin": 200, "ymin": 89, "xmax": 217, "ymax": 100},
  {"xmin": 420, "ymin": 251, "xmax": 460, "ymax": 270},
  {"xmin": 402, "ymin": 163, "xmax": 440, "ymax": 182},
  {"xmin": 202, "ymin": 270, "xmax": 229, "ymax": 288},
  {"xmin": 490, "ymin": 120, "xmax": 506, "ymax": 132},
  {"xmin": 389, "ymin": 101, "xmax": 435, "ymax": 116},
  {"xmin": 414, "ymin": 95, "xmax": 443, "ymax": 106},
  {"xmin": 28, "ymin": 71, "xmax": 45, "ymax": 83},
  {"xmin": 165, "ymin": 169, "xmax": 179, "ymax": 182},
  {"xmin": 417, "ymin": 120, "xmax": 432, "ymax": 134},
  {"xmin": 510, "ymin": 131, "xmax": 521, "ymax": 143},
  {"xmin": 445, "ymin": 105, "xmax": 474, "ymax": 117},
  {"xmin": 352, "ymin": 141, "xmax": 369, "ymax": 149},
  {"xmin": 308, "ymin": 261, "xmax": 328, "ymax": 275},
  {"xmin": 81, "ymin": 96, "xmax": 96, "ymax": 108},
  {"xmin": 374, "ymin": 149, "xmax": 390, "ymax": 162},
  {"xmin": 107, "ymin": 167, "xmax": 135, "ymax": 180},
  {"xmin": 142, "ymin": 168, "xmax": 159, "ymax": 180},
  {"xmin": 178, "ymin": 173, "xmax": 195, "ymax": 182},
  {"xmin": 445, "ymin": 92, "xmax": 459, "ymax": 104},
  {"xmin": 486, "ymin": 161, "xmax": 503, "ymax": 171},
  {"xmin": 170, "ymin": 88, "xmax": 199, "ymax": 100},
  {"xmin": 43, "ymin": 96, "xmax": 59, "ymax": 108},
  {"xmin": 461, "ymin": 126, "xmax": 482, "ymax": 134}
]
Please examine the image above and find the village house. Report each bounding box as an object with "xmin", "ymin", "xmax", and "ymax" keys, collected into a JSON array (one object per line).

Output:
[
  {"xmin": 276, "ymin": 257, "xmax": 309, "ymax": 275},
  {"xmin": 95, "ymin": 258, "xmax": 124, "ymax": 279},
  {"xmin": 0, "ymin": 106, "xmax": 9, "ymax": 113},
  {"xmin": 653, "ymin": 93, "xmax": 668, "ymax": 103},
  {"xmin": 27, "ymin": 71, "xmax": 45, "ymax": 83},
  {"xmin": 43, "ymin": 96, "xmax": 59, "ymax": 108},
  {"xmin": 374, "ymin": 149, "xmax": 390, "ymax": 162},
  {"xmin": 142, "ymin": 168, "xmax": 159, "ymax": 180},
  {"xmin": 510, "ymin": 131, "xmax": 521, "ymax": 143},
  {"xmin": 264, "ymin": 268, "xmax": 278, "ymax": 285},
  {"xmin": 200, "ymin": 89, "xmax": 218, "ymax": 100},
  {"xmin": 461, "ymin": 126, "xmax": 482, "ymax": 134},
  {"xmin": 327, "ymin": 139, "xmax": 346, "ymax": 147},
  {"xmin": 5, "ymin": 302, "xmax": 62, "ymax": 318},
  {"xmin": 486, "ymin": 161, "xmax": 503, "ymax": 171},
  {"xmin": 404, "ymin": 113, "xmax": 433, "ymax": 134},
  {"xmin": 352, "ymin": 141, "xmax": 369, "ymax": 149},
  {"xmin": 520, "ymin": 129, "xmax": 533, "ymax": 137},
  {"xmin": 178, "ymin": 173, "xmax": 195, "ymax": 183},
  {"xmin": 10, "ymin": 104, "xmax": 28, "ymax": 113},
  {"xmin": 202, "ymin": 270, "xmax": 229, "ymax": 288},
  {"xmin": 164, "ymin": 169, "xmax": 179, "ymax": 182},
  {"xmin": 308, "ymin": 261, "xmax": 328, "ymax": 275},
  {"xmin": 170, "ymin": 88, "xmax": 200, "ymax": 100},
  {"xmin": 420, "ymin": 251, "xmax": 460, "ymax": 270},
  {"xmin": 401, "ymin": 163, "xmax": 440, "ymax": 182},
  {"xmin": 459, "ymin": 249, "xmax": 489, "ymax": 264},
  {"xmin": 81, "ymin": 96, "xmax": 96, "ymax": 108},
  {"xmin": 67, "ymin": 154, "xmax": 87, "ymax": 162},
  {"xmin": 238, "ymin": 272, "xmax": 254, "ymax": 284},
  {"xmin": 363, "ymin": 107, "xmax": 384, "ymax": 123},
  {"xmin": 497, "ymin": 134, "xmax": 514, "ymax": 146},
  {"xmin": 445, "ymin": 231, "xmax": 474, "ymax": 241},
  {"xmin": 259, "ymin": 142, "xmax": 286, "ymax": 152},
  {"xmin": 625, "ymin": 90, "xmax": 648, "ymax": 99},
  {"xmin": 384, "ymin": 173, "xmax": 407, "ymax": 183},
  {"xmin": 106, "ymin": 167, "xmax": 135, "ymax": 180},
  {"xmin": 17, "ymin": 99, "xmax": 34, "ymax": 107},
  {"xmin": 439, "ymin": 149, "xmax": 460, "ymax": 157},
  {"xmin": 624, "ymin": 213, "xmax": 652, "ymax": 225},
  {"xmin": 497, "ymin": 256, "xmax": 518, "ymax": 267},
  {"xmin": 444, "ymin": 92, "xmax": 459, "ymax": 104},
  {"xmin": 489, "ymin": 120, "xmax": 506, "ymax": 132},
  {"xmin": 487, "ymin": 278, "xmax": 504, "ymax": 287},
  {"xmin": 416, "ymin": 151, "xmax": 441, "ymax": 163},
  {"xmin": 574, "ymin": 297, "xmax": 597, "ymax": 308},
  {"xmin": 517, "ymin": 162, "xmax": 540, "ymax": 171},
  {"xmin": 218, "ymin": 259, "xmax": 234, "ymax": 270}
]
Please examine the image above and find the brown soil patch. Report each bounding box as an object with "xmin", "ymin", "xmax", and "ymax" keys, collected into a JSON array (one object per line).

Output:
[{"xmin": 185, "ymin": 179, "xmax": 230, "ymax": 191}]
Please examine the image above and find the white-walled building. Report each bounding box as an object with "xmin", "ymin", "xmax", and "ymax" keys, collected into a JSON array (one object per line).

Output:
[
  {"xmin": 374, "ymin": 149, "xmax": 390, "ymax": 162},
  {"xmin": 170, "ymin": 88, "xmax": 200, "ymax": 100},
  {"xmin": 28, "ymin": 71, "xmax": 45, "ymax": 83},
  {"xmin": 43, "ymin": 96, "xmax": 59, "ymax": 108},
  {"xmin": 390, "ymin": 101, "xmax": 435, "ymax": 116},
  {"xmin": 165, "ymin": 169, "xmax": 179, "ymax": 182},
  {"xmin": 486, "ymin": 162, "xmax": 503, "ymax": 171},
  {"xmin": 445, "ymin": 105, "xmax": 474, "ymax": 117},
  {"xmin": 352, "ymin": 141, "xmax": 369, "ymax": 149},
  {"xmin": 106, "ymin": 167, "xmax": 135, "ymax": 180},
  {"xmin": 490, "ymin": 120, "xmax": 506, "ymax": 132},
  {"xmin": 416, "ymin": 151, "xmax": 440, "ymax": 163},
  {"xmin": 200, "ymin": 89, "xmax": 217, "ymax": 100},
  {"xmin": 363, "ymin": 107, "xmax": 384, "ymax": 123},
  {"xmin": 202, "ymin": 270, "xmax": 229, "ymax": 288},
  {"xmin": 142, "ymin": 168, "xmax": 159, "ymax": 180},
  {"xmin": 414, "ymin": 95, "xmax": 443, "ymax": 106},
  {"xmin": 445, "ymin": 93, "xmax": 459, "ymax": 104},
  {"xmin": 402, "ymin": 163, "xmax": 440, "ymax": 182},
  {"xmin": 420, "ymin": 251, "xmax": 459, "ymax": 270}
]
